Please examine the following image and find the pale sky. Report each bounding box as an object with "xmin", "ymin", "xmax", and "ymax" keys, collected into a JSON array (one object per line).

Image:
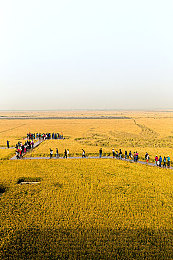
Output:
[{"xmin": 0, "ymin": 0, "xmax": 173, "ymax": 110}]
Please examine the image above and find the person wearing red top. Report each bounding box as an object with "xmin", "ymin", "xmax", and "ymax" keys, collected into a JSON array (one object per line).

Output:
[{"xmin": 155, "ymin": 155, "xmax": 158, "ymax": 166}]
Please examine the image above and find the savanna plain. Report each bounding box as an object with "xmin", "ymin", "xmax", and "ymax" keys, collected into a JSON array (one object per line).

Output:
[{"xmin": 0, "ymin": 111, "xmax": 172, "ymax": 259}]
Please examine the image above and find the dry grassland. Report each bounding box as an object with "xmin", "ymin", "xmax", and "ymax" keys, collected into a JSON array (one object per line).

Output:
[
  {"xmin": 0, "ymin": 111, "xmax": 173, "ymax": 259},
  {"xmin": 0, "ymin": 159, "xmax": 172, "ymax": 259}
]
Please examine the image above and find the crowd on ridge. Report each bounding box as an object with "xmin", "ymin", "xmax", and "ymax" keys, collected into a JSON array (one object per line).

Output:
[
  {"xmin": 48, "ymin": 148, "xmax": 171, "ymax": 168},
  {"xmin": 15, "ymin": 140, "xmax": 34, "ymax": 159},
  {"xmin": 27, "ymin": 132, "xmax": 64, "ymax": 140},
  {"xmin": 6, "ymin": 133, "xmax": 172, "ymax": 167},
  {"xmin": 14, "ymin": 132, "xmax": 64, "ymax": 159}
]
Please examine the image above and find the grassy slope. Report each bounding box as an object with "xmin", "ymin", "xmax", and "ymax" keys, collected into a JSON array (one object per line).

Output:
[{"xmin": 0, "ymin": 159, "xmax": 172, "ymax": 259}]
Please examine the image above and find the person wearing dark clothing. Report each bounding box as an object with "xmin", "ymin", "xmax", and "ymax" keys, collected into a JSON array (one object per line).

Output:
[
  {"xmin": 145, "ymin": 152, "xmax": 148, "ymax": 160},
  {"xmin": 112, "ymin": 149, "xmax": 115, "ymax": 158},
  {"xmin": 32, "ymin": 141, "xmax": 34, "ymax": 148},
  {"xmin": 82, "ymin": 149, "xmax": 86, "ymax": 158},
  {"xmin": 125, "ymin": 151, "xmax": 127, "ymax": 159},
  {"xmin": 159, "ymin": 156, "xmax": 162, "ymax": 167},
  {"xmin": 119, "ymin": 149, "xmax": 122, "ymax": 159},
  {"xmin": 50, "ymin": 149, "xmax": 53, "ymax": 158},
  {"xmin": 7, "ymin": 140, "xmax": 10, "ymax": 148},
  {"xmin": 99, "ymin": 148, "xmax": 102, "ymax": 158},
  {"xmin": 146, "ymin": 153, "xmax": 149, "ymax": 163},
  {"xmin": 129, "ymin": 151, "xmax": 132, "ymax": 159},
  {"xmin": 64, "ymin": 149, "xmax": 67, "ymax": 159},
  {"xmin": 16, "ymin": 150, "xmax": 20, "ymax": 159},
  {"xmin": 163, "ymin": 157, "xmax": 166, "ymax": 168},
  {"xmin": 115, "ymin": 151, "xmax": 118, "ymax": 158},
  {"xmin": 135, "ymin": 151, "xmax": 139, "ymax": 162},
  {"xmin": 167, "ymin": 156, "xmax": 170, "ymax": 168},
  {"xmin": 133, "ymin": 152, "xmax": 136, "ymax": 162},
  {"xmin": 56, "ymin": 148, "xmax": 59, "ymax": 158}
]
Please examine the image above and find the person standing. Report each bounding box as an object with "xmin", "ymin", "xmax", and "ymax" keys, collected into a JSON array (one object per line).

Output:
[
  {"xmin": 136, "ymin": 151, "xmax": 139, "ymax": 162},
  {"xmin": 159, "ymin": 156, "xmax": 162, "ymax": 167},
  {"xmin": 19, "ymin": 148, "xmax": 22, "ymax": 158},
  {"xmin": 82, "ymin": 149, "xmax": 86, "ymax": 158},
  {"xmin": 112, "ymin": 148, "xmax": 115, "ymax": 158},
  {"xmin": 16, "ymin": 150, "xmax": 19, "ymax": 159},
  {"xmin": 125, "ymin": 151, "xmax": 127, "ymax": 159},
  {"xmin": 99, "ymin": 148, "xmax": 102, "ymax": 158},
  {"xmin": 50, "ymin": 148, "xmax": 53, "ymax": 159},
  {"xmin": 17, "ymin": 148, "xmax": 21, "ymax": 158},
  {"xmin": 145, "ymin": 152, "xmax": 148, "ymax": 161},
  {"xmin": 163, "ymin": 156, "xmax": 166, "ymax": 168},
  {"xmin": 24, "ymin": 145, "xmax": 27, "ymax": 154},
  {"xmin": 155, "ymin": 155, "xmax": 158, "ymax": 166},
  {"xmin": 7, "ymin": 140, "xmax": 10, "ymax": 149},
  {"xmin": 119, "ymin": 149, "xmax": 122, "ymax": 159},
  {"xmin": 167, "ymin": 156, "xmax": 170, "ymax": 168},
  {"xmin": 32, "ymin": 141, "xmax": 34, "ymax": 149},
  {"xmin": 56, "ymin": 148, "xmax": 59, "ymax": 158},
  {"xmin": 133, "ymin": 152, "xmax": 136, "ymax": 162},
  {"xmin": 64, "ymin": 149, "xmax": 67, "ymax": 159},
  {"xmin": 67, "ymin": 149, "xmax": 69, "ymax": 158},
  {"xmin": 116, "ymin": 151, "xmax": 118, "ymax": 158},
  {"xmin": 129, "ymin": 151, "xmax": 132, "ymax": 159},
  {"xmin": 146, "ymin": 153, "xmax": 149, "ymax": 163}
]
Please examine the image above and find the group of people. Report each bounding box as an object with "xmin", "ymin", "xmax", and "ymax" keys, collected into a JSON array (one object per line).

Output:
[
  {"xmin": 110, "ymin": 149, "xmax": 171, "ymax": 167},
  {"xmin": 110, "ymin": 149, "xmax": 139, "ymax": 161},
  {"xmin": 99, "ymin": 148, "xmax": 140, "ymax": 161},
  {"xmin": 27, "ymin": 132, "xmax": 64, "ymax": 140},
  {"xmin": 49, "ymin": 148, "xmax": 141, "ymax": 161},
  {"xmin": 111, "ymin": 149, "xmax": 171, "ymax": 168},
  {"xmin": 50, "ymin": 148, "xmax": 70, "ymax": 158},
  {"xmin": 154, "ymin": 155, "xmax": 171, "ymax": 168},
  {"xmin": 15, "ymin": 140, "xmax": 34, "ymax": 159},
  {"xmin": 95, "ymin": 148, "xmax": 171, "ymax": 168},
  {"xmin": 7, "ymin": 134, "xmax": 172, "ymax": 167},
  {"xmin": 48, "ymin": 147, "xmax": 171, "ymax": 168}
]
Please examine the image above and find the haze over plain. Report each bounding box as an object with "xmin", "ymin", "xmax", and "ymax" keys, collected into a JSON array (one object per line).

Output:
[{"xmin": 0, "ymin": 0, "xmax": 173, "ymax": 110}]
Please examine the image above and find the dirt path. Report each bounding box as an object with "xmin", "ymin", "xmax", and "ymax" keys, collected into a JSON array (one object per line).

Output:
[
  {"xmin": 11, "ymin": 155, "xmax": 173, "ymax": 170},
  {"xmin": 9, "ymin": 138, "xmax": 172, "ymax": 170},
  {"xmin": 0, "ymin": 147, "xmax": 15, "ymax": 149}
]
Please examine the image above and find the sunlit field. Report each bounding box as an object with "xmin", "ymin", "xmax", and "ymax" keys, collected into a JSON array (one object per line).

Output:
[
  {"xmin": 0, "ymin": 159, "xmax": 173, "ymax": 259},
  {"xmin": 0, "ymin": 111, "xmax": 173, "ymax": 259},
  {"xmin": 0, "ymin": 149, "xmax": 15, "ymax": 160},
  {"xmin": 1, "ymin": 111, "xmax": 173, "ymax": 161}
]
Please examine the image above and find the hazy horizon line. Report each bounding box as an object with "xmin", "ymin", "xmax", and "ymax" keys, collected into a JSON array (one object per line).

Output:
[{"xmin": 0, "ymin": 108, "xmax": 173, "ymax": 112}]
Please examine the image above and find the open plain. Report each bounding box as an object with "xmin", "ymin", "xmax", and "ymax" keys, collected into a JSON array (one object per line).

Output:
[{"xmin": 0, "ymin": 111, "xmax": 173, "ymax": 259}]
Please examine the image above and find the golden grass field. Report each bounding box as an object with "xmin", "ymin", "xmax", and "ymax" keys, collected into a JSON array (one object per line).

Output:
[
  {"xmin": 0, "ymin": 149, "xmax": 15, "ymax": 160},
  {"xmin": 1, "ymin": 110, "xmax": 173, "ymax": 160},
  {"xmin": 0, "ymin": 111, "xmax": 173, "ymax": 259},
  {"xmin": 0, "ymin": 159, "xmax": 173, "ymax": 259}
]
